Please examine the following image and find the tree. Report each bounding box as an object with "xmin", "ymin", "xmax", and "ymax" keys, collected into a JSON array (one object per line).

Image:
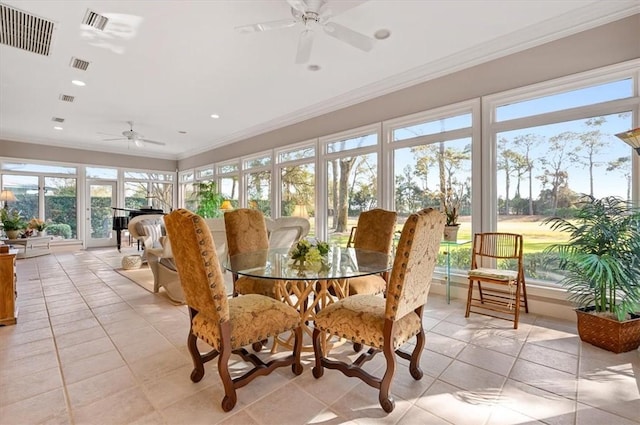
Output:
[
  {"xmin": 606, "ymin": 156, "xmax": 632, "ymax": 201},
  {"xmin": 336, "ymin": 156, "xmax": 357, "ymax": 232},
  {"xmin": 575, "ymin": 117, "xmax": 607, "ymax": 197},
  {"xmin": 538, "ymin": 131, "xmax": 579, "ymax": 215},
  {"xmin": 512, "ymin": 134, "xmax": 540, "ymax": 215}
]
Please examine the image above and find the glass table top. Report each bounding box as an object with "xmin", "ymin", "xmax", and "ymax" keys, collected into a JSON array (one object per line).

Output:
[{"xmin": 225, "ymin": 247, "xmax": 392, "ymax": 281}]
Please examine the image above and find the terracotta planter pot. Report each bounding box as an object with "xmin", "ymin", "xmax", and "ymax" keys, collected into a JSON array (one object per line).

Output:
[{"xmin": 575, "ymin": 307, "xmax": 640, "ymax": 353}]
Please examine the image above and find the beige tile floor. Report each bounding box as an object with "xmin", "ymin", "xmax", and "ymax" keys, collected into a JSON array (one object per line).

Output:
[{"xmin": 1, "ymin": 247, "xmax": 639, "ymax": 425}]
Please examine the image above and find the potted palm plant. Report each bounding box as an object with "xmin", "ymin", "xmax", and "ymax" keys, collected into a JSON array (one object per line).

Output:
[
  {"xmin": 191, "ymin": 181, "xmax": 225, "ymax": 218},
  {"xmin": 544, "ymin": 195, "xmax": 640, "ymax": 353},
  {"xmin": 1, "ymin": 208, "xmax": 26, "ymax": 239}
]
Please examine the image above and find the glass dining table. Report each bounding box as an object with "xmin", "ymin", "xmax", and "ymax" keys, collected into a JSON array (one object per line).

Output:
[{"xmin": 225, "ymin": 246, "xmax": 392, "ymax": 351}]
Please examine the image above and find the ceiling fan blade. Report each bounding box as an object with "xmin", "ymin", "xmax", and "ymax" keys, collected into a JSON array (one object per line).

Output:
[
  {"xmin": 287, "ymin": 0, "xmax": 309, "ymax": 13},
  {"xmin": 323, "ymin": 21, "xmax": 374, "ymax": 52},
  {"xmin": 140, "ymin": 138, "xmax": 166, "ymax": 146},
  {"xmin": 235, "ymin": 18, "xmax": 297, "ymax": 33},
  {"xmin": 295, "ymin": 29, "xmax": 314, "ymax": 64}
]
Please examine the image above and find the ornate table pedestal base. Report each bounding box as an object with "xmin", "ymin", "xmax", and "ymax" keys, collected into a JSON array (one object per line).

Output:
[{"xmin": 272, "ymin": 278, "xmax": 349, "ymax": 353}]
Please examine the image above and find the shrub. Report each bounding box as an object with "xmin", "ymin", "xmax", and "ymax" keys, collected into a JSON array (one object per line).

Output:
[{"xmin": 47, "ymin": 223, "xmax": 72, "ymax": 239}]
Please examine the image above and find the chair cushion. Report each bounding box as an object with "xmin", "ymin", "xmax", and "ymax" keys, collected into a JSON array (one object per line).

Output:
[
  {"xmin": 314, "ymin": 294, "xmax": 422, "ymax": 350},
  {"xmin": 468, "ymin": 267, "xmax": 518, "ymax": 281},
  {"xmin": 347, "ymin": 275, "xmax": 386, "ymax": 295},
  {"xmin": 191, "ymin": 294, "xmax": 300, "ymax": 351}
]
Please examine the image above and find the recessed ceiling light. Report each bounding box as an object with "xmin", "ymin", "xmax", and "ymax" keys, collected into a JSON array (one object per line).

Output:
[
  {"xmin": 374, "ymin": 29, "xmax": 391, "ymax": 40},
  {"xmin": 53, "ymin": 126, "xmax": 63, "ymax": 130},
  {"xmin": 71, "ymin": 80, "xmax": 86, "ymax": 86},
  {"xmin": 210, "ymin": 114, "xmax": 220, "ymax": 119},
  {"xmin": 307, "ymin": 64, "xmax": 321, "ymax": 71}
]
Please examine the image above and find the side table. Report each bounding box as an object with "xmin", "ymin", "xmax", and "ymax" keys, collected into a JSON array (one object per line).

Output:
[
  {"xmin": 2, "ymin": 236, "xmax": 52, "ymax": 259},
  {"xmin": 440, "ymin": 239, "xmax": 471, "ymax": 304}
]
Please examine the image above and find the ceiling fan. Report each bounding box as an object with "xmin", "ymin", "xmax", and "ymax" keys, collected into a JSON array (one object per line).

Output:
[
  {"xmin": 236, "ymin": 0, "xmax": 375, "ymax": 64},
  {"xmin": 99, "ymin": 121, "xmax": 166, "ymax": 147}
]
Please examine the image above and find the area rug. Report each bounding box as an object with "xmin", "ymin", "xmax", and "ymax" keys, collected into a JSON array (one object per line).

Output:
[
  {"xmin": 115, "ymin": 264, "xmax": 155, "ymax": 294},
  {"xmin": 115, "ymin": 263, "xmax": 235, "ymax": 298}
]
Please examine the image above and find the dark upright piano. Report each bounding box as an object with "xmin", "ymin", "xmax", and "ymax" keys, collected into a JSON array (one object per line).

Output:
[{"xmin": 112, "ymin": 207, "xmax": 164, "ymax": 252}]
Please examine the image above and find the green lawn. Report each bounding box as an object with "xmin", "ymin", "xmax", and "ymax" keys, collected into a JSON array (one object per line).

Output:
[{"xmin": 321, "ymin": 215, "xmax": 570, "ymax": 254}]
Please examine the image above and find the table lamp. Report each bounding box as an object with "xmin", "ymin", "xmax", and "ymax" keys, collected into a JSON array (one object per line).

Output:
[
  {"xmin": 220, "ymin": 200, "xmax": 233, "ymax": 211},
  {"xmin": 615, "ymin": 127, "xmax": 640, "ymax": 156},
  {"xmin": 0, "ymin": 190, "xmax": 16, "ymax": 210}
]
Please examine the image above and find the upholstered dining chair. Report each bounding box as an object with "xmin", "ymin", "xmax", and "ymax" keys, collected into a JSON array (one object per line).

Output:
[
  {"xmin": 312, "ymin": 208, "xmax": 445, "ymax": 413},
  {"xmin": 465, "ymin": 232, "xmax": 528, "ymax": 329},
  {"xmin": 224, "ymin": 208, "xmax": 279, "ymax": 298},
  {"xmin": 164, "ymin": 209, "xmax": 302, "ymax": 412},
  {"xmin": 344, "ymin": 208, "xmax": 397, "ymax": 296}
]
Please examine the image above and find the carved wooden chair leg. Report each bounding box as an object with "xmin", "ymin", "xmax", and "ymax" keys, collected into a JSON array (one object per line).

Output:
[
  {"xmin": 292, "ymin": 326, "xmax": 304, "ymax": 375},
  {"xmin": 378, "ymin": 322, "xmax": 396, "ymax": 413},
  {"xmin": 312, "ymin": 327, "xmax": 325, "ymax": 379},
  {"xmin": 187, "ymin": 330, "xmax": 205, "ymax": 382},
  {"xmin": 218, "ymin": 323, "xmax": 236, "ymax": 412},
  {"xmin": 408, "ymin": 328, "xmax": 424, "ymax": 379}
]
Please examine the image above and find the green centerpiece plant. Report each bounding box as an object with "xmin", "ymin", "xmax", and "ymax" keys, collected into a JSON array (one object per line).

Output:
[
  {"xmin": 544, "ymin": 195, "xmax": 640, "ymax": 353},
  {"xmin": 289, "ymin": 239, "xmax": 330, "ymax": 273}
]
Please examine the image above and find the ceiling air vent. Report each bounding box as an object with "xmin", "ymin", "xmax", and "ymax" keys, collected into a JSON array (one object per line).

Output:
[
  {"xmin": 70, "ymin": 57, "xmax": 90, "ymax": 71},
  {"xmin": 0, "ymin": 4, "xmax": 55, "ymax": 56},
  {"xmin": 51, "ymin": 117, "xmax": 65, "ymax": 123},
  {"xmin": 59, "ymin": 94, "xmax": 75, "ymax": 103},
  {"xmin": 82, "ymin": 9, "xmax": 108, "ymax": 31}
]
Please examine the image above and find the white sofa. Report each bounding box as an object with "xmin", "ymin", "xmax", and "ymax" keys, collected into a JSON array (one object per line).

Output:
[
  {"xmin": 146, "ymin": 216, "xmax": 310, "ymax": 303},
  {"xmin": 127, "ymin": 214, "xmax": 165, "ymax": 259},
  {"xmin": 145, "ymin": 218, "xmax": 227, "ymax": 303}
]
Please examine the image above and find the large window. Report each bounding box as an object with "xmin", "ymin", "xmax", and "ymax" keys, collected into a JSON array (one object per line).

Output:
[
  {"xmin": 277, "ymin": 143, "xmax": 316, "ymax": 236},
  {"xmin": 488, "ymin": 71, "xmax": 638, "ymax": 285},
  {"xmin": 217, "ymin": 161, "xmax": 239, "ymax": 209},
  {"xmin": 1, "ymin": 163, "xmax": 78, "ymax": 239},
  {"xmin": 323, "ymin": 128, "xmax": 379, "ymax": 245},
  {"xmin": 243, "ymin": 153, "xmax": 271, "ymax": 216},
  {"xmin": 387, "ymin": 105, "xmax": 476, "ymax": 272},
  {"xmin": 124, "ymin": 171, "xmax": 174, "ymax": 212}
]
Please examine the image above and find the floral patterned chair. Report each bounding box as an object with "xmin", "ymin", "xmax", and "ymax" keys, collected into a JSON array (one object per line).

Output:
[
  {"xmin": 344, "ymin": 208, "xmax": 397, "ymax": 295},
  {"xmin": 164, "ymin": 209, "xmax": 302, "ymax": 412},
  {"xmin": 224, "ymin": 209, "xmax": 281, "ymax": 298},
  {"xmin": 311, "ymin": 208, "xmax": 445, "ymax": 413}
]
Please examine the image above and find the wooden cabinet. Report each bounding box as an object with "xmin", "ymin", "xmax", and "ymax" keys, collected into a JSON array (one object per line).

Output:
[{"xmin": 0, "ymin": 252, "xmax": 17, "ymax": 325}]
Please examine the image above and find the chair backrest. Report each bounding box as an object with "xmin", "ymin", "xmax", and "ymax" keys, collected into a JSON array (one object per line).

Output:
[
  {"xmin": 349, "ymin": 209, "xmax": 397, "ymax": 254},
  {"xmin": 471, "ymin": 232, "xmax": 523, "ymax": 269},
  {"xmin": 224, "ymin": 208, "xmax": 269, "ymax": 256},
  {"xmin": 265, "ymin": 216, "xmax": 311, "ymax": 249},
  {"xmin": 164, "ymin": 209, "xmax": 228, "ymax": 322},
  {"xmin": 385, "ymin": 208, "xmax": 445, "ymax": 321}
]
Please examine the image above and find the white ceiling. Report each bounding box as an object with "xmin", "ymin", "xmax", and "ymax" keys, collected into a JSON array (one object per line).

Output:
[{"xmin": 1, "ymin": 0, "xmax": 638, "ymax": 161}]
